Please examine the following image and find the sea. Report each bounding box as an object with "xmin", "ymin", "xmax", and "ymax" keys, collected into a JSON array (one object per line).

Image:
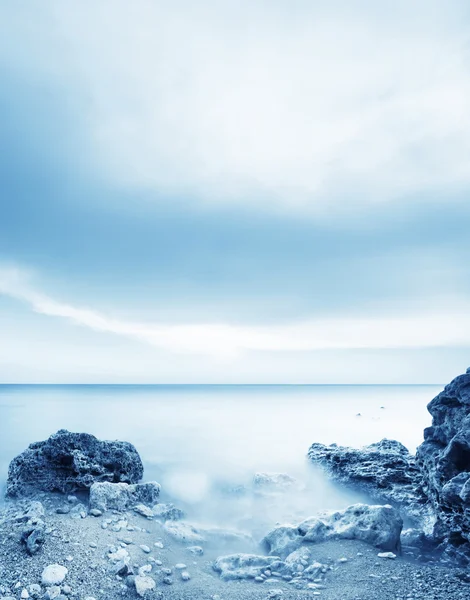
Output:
[{"xmin": 0, "ymin": 384, "xmax": 442, "ymax": 534}]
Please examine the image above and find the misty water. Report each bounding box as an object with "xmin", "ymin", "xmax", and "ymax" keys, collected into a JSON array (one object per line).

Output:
[{"xmin": 0, "ymin": 384, "xmax": 441, "ymax": 539}]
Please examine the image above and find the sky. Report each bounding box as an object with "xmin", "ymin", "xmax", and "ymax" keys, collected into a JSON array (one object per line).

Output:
[{"xmin": 1, "ymin": 0, "xmax": 470, "ymax": 383}]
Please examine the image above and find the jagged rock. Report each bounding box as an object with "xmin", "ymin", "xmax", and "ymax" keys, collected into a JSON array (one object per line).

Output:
[
  {"xmin": 416, "ymin": 370, "xmax": 470, "ymax": 562},
  {"xmin": 89, "ymin": 481, "xmax": 160, "ymax": 512},
  {"xmin": 213, "ymin": 554, "xmax": 280, "ymax": 580},
  {"xmin": 262, "ymin": 504, "xmax": 402, "ymax": 557},
  {"xmin": 6, "ymin": 430, "xmax": 144, "ymax": 496},
  {"xmin": 21, "ymin": 518, "xmax": 46, "ymax": 555},
  {"xmin": 308, "ymin": 438, "xmax": 427, "ymax": 519}
]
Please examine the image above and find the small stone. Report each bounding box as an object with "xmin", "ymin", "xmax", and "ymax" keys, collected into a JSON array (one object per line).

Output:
[
  {"xmin": 180, "ymin": 571, "xmax": 191, "ymax": 581},
  {"xmin": 134, "ymin": 575, "xmax": 155, "ymax": 597},
  {"xmin": 175, "ymin": 563, "xmax": 187, "ymax": 570},
  {"xmin": 89, "ymin": 508, "xmax": 102, "ymax": 517},
  {"xmin": 41, "ymin": 565, "xmax": 68, "ymax": 586},
  {"xmin": 267, "ymin": 590, "xmax": 283, "ymax": 599},
  {"xmin": 161, "ymin": 568, "xmax": 172, "ymax": 576},
  {"xmin": 89, "ymin": 542, "xmax": 97, "ymax": 548},
  {"xmin": 56, "ymin": 506, "xmax": 70, "ymax": 514},
  {"xmin": 377, "ymin": 552, "xmax": 397, "ymax": 560},
  {"xmin": 338, "ymin": 557, "xmax": 348, "ymax": 563},
  {"xmin": 186, "ymin": 545, "xmax": 203, "ymax": 555},
  {"xmin": 140, "ymin": 544, "xmax": 151, "ymax": 553},
  {"xmin": 255, "ymin": 576, "xmax": 264, "ymax": 582},
  {"xmin": 162, "ymin": 577, "xmax": 173, "ymax": 585},
  {"xmin": 154, "ymin": 541, "xmax": 164, "ymax": 549},
  {"xmin": 62, "ymin": 585, "xmax": 71, "ymax": 594},
  {"xmin": 44, "ymin": 586, "xmax": 61, "ymax": 600},
  {"xmin": 21, "ymin": 590, "xmax": 29, "ymax": 599}
]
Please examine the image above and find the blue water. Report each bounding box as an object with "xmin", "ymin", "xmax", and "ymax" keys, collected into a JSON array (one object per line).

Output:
[{"xmin": 0, "ymin": 384, "xmax": 441, "ymax": 530}]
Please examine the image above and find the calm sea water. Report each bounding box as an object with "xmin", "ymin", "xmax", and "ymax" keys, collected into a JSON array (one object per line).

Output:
[{"xmin": 0, "ymin": 384, "xmax": 442, "ymax": 532}]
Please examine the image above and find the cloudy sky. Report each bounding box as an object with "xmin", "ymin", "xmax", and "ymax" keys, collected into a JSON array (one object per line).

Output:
[{"xmin": 1, "ymin": 0, "xmax": 470, "ymax": 383}]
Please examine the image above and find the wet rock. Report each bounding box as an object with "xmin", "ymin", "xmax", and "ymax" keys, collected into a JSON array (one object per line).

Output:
[
  {"xmin": 263, "ymin": 504, "xmax": 402, "ymax": 557},
  {"xmin": 89, "ymin": 481, "xmax": 160, "ymax": 512},
  {"xmin": 7, "ymin": 430, "xmax": 144, "ymax": 496},
  {"xmin": 416, "ymin": 369, "xmax": 470, "ymax": 563},
  {"xmin": 213, "ymin": 554, "xmax": 281, "ymax": 580}
]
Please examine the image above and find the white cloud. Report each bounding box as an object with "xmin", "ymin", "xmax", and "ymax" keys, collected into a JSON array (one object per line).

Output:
[
  {"xmin": 1, "ymin": 265, "xmax": 470, "ymax": 357},
  {"xmin": 2, "ymin": 1, "xmax": 470, "ymax": 214}
]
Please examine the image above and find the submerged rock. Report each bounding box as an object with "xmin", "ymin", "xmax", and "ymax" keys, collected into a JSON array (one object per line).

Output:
[
  {"xmin": 416, "ymin": 370, "xmax": 470, "ymax": 563},
  {"xmin": 7, "ymin": 430, "xmax": 144, "ymax": 496},
  {"xmin": 262, "ymin": 504, "xmax": 402, "ymax": 557},
  {"xmin": 307, "ymin": 438, "xmax": 427, "ymax": 518}
]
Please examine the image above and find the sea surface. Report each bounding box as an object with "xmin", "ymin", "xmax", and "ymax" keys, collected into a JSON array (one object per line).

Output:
[{"xmin": 0, "ymin": 384, "xmax": 442, "ymax": 533}]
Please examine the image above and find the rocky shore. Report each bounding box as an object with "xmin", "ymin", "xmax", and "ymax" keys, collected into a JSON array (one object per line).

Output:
[{"xmin": 0, "ymin": 369, "xmax": 469, "ymax": 600}]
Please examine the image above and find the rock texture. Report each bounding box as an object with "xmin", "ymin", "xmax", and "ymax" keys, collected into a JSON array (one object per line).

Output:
[
  {"xmin": 262, "ymin": 504, "xmax": 403, "ymax": 558},
  {"xmin": 89, "ymin": 481, "xmax": 160, "ymax": 512},
  {"xmin": 7, "ymin": 430, "xmax": 144, "ymax": 497},
  {"xmin": 308, "ymin": 439, "xmax": 427, "ymax": 520},
  {"xmin": 416, "ymin": 370, "xmax": 470, "ymax": 562}
]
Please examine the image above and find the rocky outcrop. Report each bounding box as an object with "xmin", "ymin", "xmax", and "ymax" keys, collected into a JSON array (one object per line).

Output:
[
  {"xmin": 262, "ymin": 504, "xmax": 403, "ymax": 558},
  {"xmin": 308, "ymin": 439, "xmax": 428, "ymax": 520},
  {"xmin": 6, "ymin": 430, "xmax": 144, "ymax": 497},
  {"xmin": 416, "ymin": 370, "xmax": 470, "ymax": 562}
]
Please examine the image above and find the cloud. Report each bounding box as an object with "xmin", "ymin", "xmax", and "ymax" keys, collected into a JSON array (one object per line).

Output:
[
  {"xmin": 1, "ymin": 265, "xmax": 470, "ymax": 357},
  {"xmin": 2, "ymin": 1, "xmax": 470, "ymax": 215}
]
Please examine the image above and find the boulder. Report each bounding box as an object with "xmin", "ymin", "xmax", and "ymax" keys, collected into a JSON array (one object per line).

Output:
[
  {"xmin": 6, "ymin": 430, "xmax": 144, "ymax": 496},
  {"xmin": 416, "ymin": 370, "xmax": 470, "ymax": 562},
  {"xmin": 262, "ymin": 504, "xmax": 402, "ymax": 557},
  {"xmin": 212, "ymin": 553, "xmax": 280, "ymax": 580},
  {"xmin": 89, "ymin": 481, "xmax": 160, "ymax": 512},
  {"xmin": 308, "ymin": 438, "xmax": 427, "ymax": 518}
]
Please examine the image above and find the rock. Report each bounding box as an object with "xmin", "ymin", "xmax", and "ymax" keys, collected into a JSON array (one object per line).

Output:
[
  {"xmin": 44, "ymin": 587, "xmax": 61, "ymax": 600},
  {"xmin": 41, "ymin": 564, "xmax": 68, "ymax": 586},
  {"xmin": 27, "ymin": 585, "xmax": 41, "ymax": 599},
  {"xmin": 134, "ymin": 504, "xmax": 154, "ymax": 518},
  {"xmin": 7, "ymin": 430, "xmax": 144, "ymax": 496},
  {"xmin": 152, "ymin": 503, "xmax": 185, "ymax": 521},
  {"xmin": 89, "ymin": 508, "xmax": 102, "ymax": 517},
  {"xmin": 253, "ymin": 473, "xmax": 301, "ymax": 493},
  {"xmin": 89, "ymin": 481, "xmax": 160, "ymax": 512},
  {"xmin": 213, "ymin": 554, "xmax": 281, "ymax": 580},
  {"xmin": 378, "ymin": 552, "xmax": 397, "ymax": 559},
  {"xmin": 261, "ymin": 525, "xmax": 302, "ymax": 557},
  {"xmin": 139, "ymin": 545, "xmax": 151, "ymax": 553},
  {"xmin": 263, "ymin": 504, "xmax": 402, "ymax": 557},
  {"xmin": 21, "ymin": 518, "xmax": 46, "ymax": 555},
  {"xmin": 134, "ymin": 575, "xmax": 155, "ymax": 597},
  {"xmin": 187, "ymin": 545, "xmax": 204, "ymax": 555},
  {"xmin": 163, "ymin": 521, "xmax": 205, "ymax": 544},
  {"xmin": 181, "ymin": 571, "xmax": 191, "ymax": 581},
  {"xmin": 415, "ymin": 370, "xmax": 470, "ymax": 563},
  {"xmin": 308, "ymin": 438, "xmax": 427, "ymax": 518}
]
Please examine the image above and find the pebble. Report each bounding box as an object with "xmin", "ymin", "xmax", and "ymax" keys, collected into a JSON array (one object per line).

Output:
[
  {"xmin": 181, "ymin": 571, "xmax": 191, "ymax": 581},
  {"xmin": 140, "ymin": 544, "xmax": 151, "ymax": 553},
  {"xmin": 162, "ymin": 577, "xmax": 173, "ymax": 585},
  {"xmin": 175, "ymin": 563, "xmax": 187, "ymax": 570},
  {"xmin": 154, "ymin": 541, "xmax": 164, "ymax": 549},
  {"xmin": 89, "ymin": 509, "xmax": 102, "ymax": 517},
  {"xmin": 377, "ymin": 552, "xmax": 397, "ymax": 560},
  {"xmin": 20, "ymin": 590, "xmax": 29, "ymax": 599}
]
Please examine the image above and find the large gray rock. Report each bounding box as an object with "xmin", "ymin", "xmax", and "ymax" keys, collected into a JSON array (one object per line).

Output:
[
  {"xmin": 416, "ymin": 370, "xmax": 470, "ymax": 563},
  {"xmin": 262, "ymin": 504, "xmax": 402, "ymax": 557},
  {"xmin": 308, "ymin": 438, "xmax": 427, "ymax": 519},
  {"xmin": 6, "ymin": 430, "xmax": 144, "ymax": 497}
]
